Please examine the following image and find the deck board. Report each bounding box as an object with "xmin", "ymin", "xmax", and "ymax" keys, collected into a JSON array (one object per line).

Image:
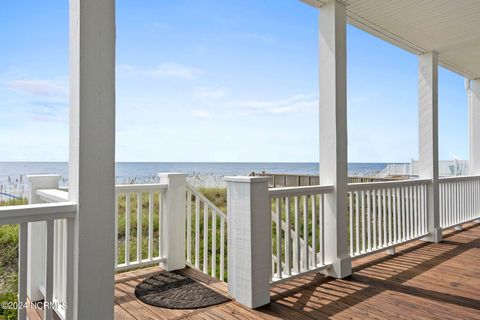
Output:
[
  {"xmin": 28, "ymin": 222, "xmax": 480, "ymax": 319},
  {"xmin": 113, "ymin": 222, "xmax": 480, "ymax": 320}
]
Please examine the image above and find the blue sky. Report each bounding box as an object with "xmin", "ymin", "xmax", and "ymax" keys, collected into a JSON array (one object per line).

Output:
[{"xmin": 0, "ymin": 0, "xmax": 469, "ymax": 163}]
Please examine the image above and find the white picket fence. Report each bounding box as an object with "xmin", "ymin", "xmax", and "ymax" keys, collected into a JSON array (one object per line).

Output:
[
  {"xmin": 347, "ymin": 179, "xmax": 430, "ymax": 258},
  {"xmin": 439, "ymin": 175, "xmax": 480, "ymax": 228},
  {"xmin": 269, "ymin": 185, "xmax": 334, "ymax": 283}
]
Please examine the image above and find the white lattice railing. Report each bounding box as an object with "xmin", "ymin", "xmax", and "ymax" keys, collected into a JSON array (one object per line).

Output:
[
  {"xmin": 347, "ymin": 179, "xmax": 430, "ymax": 258},
  {"xmin": 186, "ymin": 183, "xmax": 227, "ymax": 281},
  {"xmin": 439, "ymin": 175, "xmax": 480, "ymax": 229},
  {"xmin": 268, "ymin": 185, "xmax": 334, "ymax": 284},
  {"xmin": 114, "ymin": 183, "xmax": 168, "ymax": 272}
]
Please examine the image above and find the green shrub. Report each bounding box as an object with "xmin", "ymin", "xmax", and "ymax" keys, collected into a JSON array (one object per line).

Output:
[
  {"xmin": 198, "ymin": 187, "xmax": 227, "ymax": 213},
  {"xmin": 0, "ymin": 198, "xmax": 26, "ymax": 320}
]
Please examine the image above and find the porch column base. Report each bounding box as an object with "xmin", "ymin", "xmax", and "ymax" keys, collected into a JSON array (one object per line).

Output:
[
  {"xmin": 324, "ymin": 254, "xmax": 352, "ymax": 279},
  {"xmin": 422, "ymin": 228, "xmax": 442, "ymax": 243}
]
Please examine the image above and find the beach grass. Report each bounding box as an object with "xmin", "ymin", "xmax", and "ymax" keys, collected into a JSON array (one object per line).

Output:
[
  {"xmin": 0, "ymin": 198, "xmax": 27, "ymax": 320},
  {"xmin": 115, "ymin": 187, "xmax": 229, "ymax": 280}
]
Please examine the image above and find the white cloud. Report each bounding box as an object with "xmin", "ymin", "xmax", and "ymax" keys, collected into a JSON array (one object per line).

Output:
[
  {"xmin": 117, "ymin": 63, "xmax": 200, "ymax": 80},
  {"xmin": 194, "ymin": 87, "xmax": 229, "ymax": 99},
  {"xmin": 230, "ymin": 94, "xmax": 317, "ymax": 115},
  {"xmin": 5, "ymin": 79, "xmax": 67, "ymax": 99},
  {"xmin": 242, "ymin": 33, "xmax": 277, "ymax": 44},
  {"xmin": 347, "ymin": 93, "xmax": 380, "ymax": 108},
  {"xmin": 2, "ymin": 78, "xmax": 69, "ymax": 123}
]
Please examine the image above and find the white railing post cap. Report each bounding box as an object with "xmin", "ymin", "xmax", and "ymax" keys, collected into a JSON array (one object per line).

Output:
[
  {"xmin": 224, "ymin": 176, "xmax": 270, "ymax": 183},
  {"xmin": 26, "ymin": 174, "xmax": 61, "ymax": 182}
]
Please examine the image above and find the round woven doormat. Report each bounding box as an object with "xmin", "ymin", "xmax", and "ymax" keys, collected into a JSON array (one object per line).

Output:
[{"xmin": 134, "ymin": 270, "xmax": 230, "ymax": 309}]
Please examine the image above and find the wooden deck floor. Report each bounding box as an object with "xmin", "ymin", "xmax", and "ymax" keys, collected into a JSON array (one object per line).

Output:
[
  {"xmin": 115, "ymin": 223, "xmax": 480, "ymax": 320},
  {"xmin": 29, "ymin": 222, "xmax": 480, "ymax": 319}
]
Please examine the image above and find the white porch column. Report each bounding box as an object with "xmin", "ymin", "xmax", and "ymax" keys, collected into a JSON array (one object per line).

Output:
[
  {"xmin": 469, "ymin": 79, "xmax": 480, "ymax": 223},
  {"xmin": 26, "ymin": 175, "xmax": 61, "ymax": 302},
  {"xmin": 225, "ymin": 176, "xmax": 271, "ymax": 309},
  {"xmin": 158, "ymin": 173, "xmax": 187, "ymax": 271},
  {"xmin": 418, "ymin": 52, "xmax": 442, "ymax": 242},
  {"xmin": 468, "ymin": 79, "xmax": 480, "ymax": 175},
  {"xmin": 319, "ymin": 0, "xmax": 351, "ymax": 278},
  {"xmin": 69, "ymin": 0, "xmax": 116, "ymax": 319}
]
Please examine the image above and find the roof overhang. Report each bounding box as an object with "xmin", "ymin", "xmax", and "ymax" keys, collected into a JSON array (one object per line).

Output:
[{"xmin": 301, "ymin": 0, "xmax": 480, "ymax": 79}]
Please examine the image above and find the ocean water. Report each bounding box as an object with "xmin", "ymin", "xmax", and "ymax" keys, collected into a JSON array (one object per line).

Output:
[{"xmin": 0, "ymin": 162, "xmax": 390, "ymax": 197}]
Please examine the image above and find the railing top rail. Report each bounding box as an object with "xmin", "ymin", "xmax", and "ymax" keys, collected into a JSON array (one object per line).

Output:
[
  {"xmin": 251, "ymin": 172, "xmax": 314, "ymax": 178},
  {"xmin": 186, "ymin": 182, "xmax": 227, "ymax": 219},
  {"xmin": 252, "ymin": 171, "xmax": 398, "ymax": 181},
  {"xmin": 37, "ymin": 189, "xmax": 69, "ymax": 203},
  {"xmin": 269, "ymin": 184, "xmax": 335, "ymax": 197},
  {"xmin": 347, "ymin": 178, "xmax": 431, "ymax": 192},
  {"xmin": 0, "ymin": 202, "xmax": 77, "ymax": 225},
  {"xmin": 439, "ymin": 174, "xmax": 480, "ymax": 182},
  {"xmin": 115, "ymin": 183, "xmax": 168, "ymax": 193}
]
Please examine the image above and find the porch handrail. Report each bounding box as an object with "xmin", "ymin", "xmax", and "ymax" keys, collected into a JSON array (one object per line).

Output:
[
  {"xmin": 347, "ymin": 179, "xmax": 430, "ymax": 259},
  {"xmin": 115, "ymin": 183, "xmax": 168, "ymax": 193},
  {"xmin": 0, "ymin": 202, "xmax": 76, "ymax": 225},
  {"xmin": 269, "ymin": 185, "xmax": 334, "ymax": 197},
  {"xmin": 186, "ymin": 182, "xmax": 226, "ymax": 219},
  {"xmin": 438, "ymin": 174, "xmax": 480, "ymax": 182},
  {"xmin": 439, "ymin": 175, "xmax": 480, "ymax": 229},
  {"xmin": 114, "ymin": 182, "xmax": 168, "ymax": 272},
  {"xmin": 0, "ymin": 202, "xmax": 76, "ymax": 320},
  {"xmin": 268, "ymin": 184, "xmax": 334, "ymax": 284},
  {"xmin": 186, "ymin": 183, "xmax": 227, "ymax": 281},
  {"xmin": 347, "ymin": 178, "xmax": 432, "ymax": 191},
  {"xmin": 37, "ymin": 189, "xmax": 69, "ymax": 203}
]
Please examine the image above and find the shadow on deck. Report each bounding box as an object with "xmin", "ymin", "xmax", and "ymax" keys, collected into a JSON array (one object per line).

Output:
[
  {"xmin": 116, "ymin": 222, "xmax": 480, "ymax": 320},
  {"xmin": 28, "ymin": 222, "xmax": 480, "ymax": 319}
]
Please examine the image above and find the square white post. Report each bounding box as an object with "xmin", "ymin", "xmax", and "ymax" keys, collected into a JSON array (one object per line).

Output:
[
  {"xmin": 225, "ymin": 176, "xmax": 271, "ymax": 309},
  {"xmin": 69, "ymin": 0, "xmax": 116, "ymax": 318},
  {"xmin": 468, "ymin": 79, "xmax": 480, "ymax": 175},
  {"xmin": 158, "ymin": 173, "xmax": 187, "ymax": 271},
  {"xmin": 26, "ymin": 175, "xmax": 61, "ymax": 302},
  {"xmin": 319, "ymin": 0, "xmax": 352, "ymax": 278},
  {"xmin": 468, "ymin": 79, "xmax": 480, "ymax": 223},
  {"xmin": 418, "ymin": 52, "xmax": 442, "ymax": 242}
]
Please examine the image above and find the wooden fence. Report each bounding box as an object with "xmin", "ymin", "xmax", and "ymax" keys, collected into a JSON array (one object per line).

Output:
[{"xmin": 250, "ymin": 172, "xmax": 398, "ymax": 188}]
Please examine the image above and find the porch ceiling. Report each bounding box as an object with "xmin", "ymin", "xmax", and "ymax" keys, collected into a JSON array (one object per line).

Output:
[{"xmin": 302, "ymin": 0, "xmax": 480, "ymax": 79}]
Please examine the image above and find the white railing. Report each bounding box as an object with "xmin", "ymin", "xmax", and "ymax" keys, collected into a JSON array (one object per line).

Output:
[
  {"xmin": 114, "ymin": 183, "xmax": 168, "ymax": 272},
  {"xmin": 439, "ymin": 175, "xmax": 480, "ymax": 229},
  {"xmin": 36, "ymin": 189, "xmax": 74, "ymax": 320},
  {"xmin": 347, "ymin": 179, "xmax": 430, "ymax": 258},
  {"xmin": 268, "ymin": 185, "xmax": 334, "ymax": 284},
  {"xmin": 0, "ymin": 201, "xmax": 76, "ymax": 320},
  {"xmin": 376, "ymin": 163, "xmax": 413, "ymax": 177},
  {"xmin": 186, "ymin": 183, "xmax": 227, "ymax": 281},
  {"xmin": 378, "ymin": 160, "xmax": 470, "ymax": 178}
]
